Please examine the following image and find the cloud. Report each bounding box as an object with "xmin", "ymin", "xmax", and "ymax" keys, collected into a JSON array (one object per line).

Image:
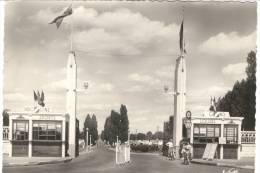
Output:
[
  {"xmin": 128, "ymin": 73, "xmax": 160, "ymax": 85},
  {"xmin": 4, "ymin": 92, "xmax": 28, "ymax": 102},
  {"xmin": 155, "ymin": 65, "xmax": 174, "ymax": 78},
  {"xmin": 43, "ymin": 79, "xmax": 67, "ymax": 91},
  {"xmin": 187, "ymin": 83, "xmax": 232, "ymax": 113},
  {"xmin": 98, "ymin": 83, "xmax": 114, "ymax": 92},
  {"xmin": 31, "ymin": 6, "xmax": 179, "ymax": 56},
  {"xmin": 125, "ymin": 85, "xmax": 145, "ymax": 93},
  {"xmin": 222, "ymin": 62, "xmax": 247, "ymax": 80},
  {"xmin": 198, "ymin": 31, "xmax": 256, "ymax": 56}
]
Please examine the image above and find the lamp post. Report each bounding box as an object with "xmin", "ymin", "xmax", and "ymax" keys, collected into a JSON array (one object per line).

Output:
[
  {"xmin": 128, "ymin": 130, "xmax": 130, "ymax": 145},
  {"xmin": 90, "ymin": 135, "xmax": 92, "ymax": 150},
  {"xmin": 86, "ymin": 127, "xmax": 89, "ymax": 151}
]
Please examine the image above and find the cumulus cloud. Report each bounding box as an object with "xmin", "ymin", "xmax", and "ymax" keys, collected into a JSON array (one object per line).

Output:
[
  {"xmin": 43, "ymin": 79, "xmax": 67, "ymax": 91},
  {"xmin": 187, "ymin": 83, "xmax": 232, "ymax": 113},
  {"xmin": 125, "ymin": 85, "xmax": 145, "ymax": 93},
  {"xmin": 155, "ymin": 65, "xmax": 174, "ymax": 78},
  {"xmin": 31, "ymin": 6, "xmax": 179, "ymax": 56},
  {"xmin": 4, "ymin": 92, "xmax": 28, "ymax": 102},
  {"xmin": 198, "ymin": 31, "xmax": 256, "ymax": 56},
  {"xmin": 222, "ymin": 62, "xmax": 247, "ymax": 80},
  {"xmin": 128, "ymin": 73, "xmax": 160, "ymax": 86},
  {"xmin": 43, "ymin": 78, "xmax": 114, "ymax": 93}
]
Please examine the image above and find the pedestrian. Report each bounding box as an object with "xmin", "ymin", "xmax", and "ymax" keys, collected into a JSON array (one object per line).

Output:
[
  {"xmin": 166, "ymin": 139, "xmax": 175, "ymax": 160},
  {"xmin": 182, "ymin": 142, "xmax": 192, "ymax": 165},
  {"xmin": 186, "ymin": 142, "xmax": 192, "ymax": 161}
]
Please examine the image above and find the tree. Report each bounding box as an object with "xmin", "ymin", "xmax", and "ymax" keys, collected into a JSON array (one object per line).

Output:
[
  {"xmin": 91, "ymin": 114, "xmax": 98, "ymax": 145},
  {"xmin": 119, "ymin": 104, "xmax": 129, "ymax": 143},
  {"xmin": 137, "ymin": 133, "xmax": 146, "ymax": 140},
  {"xmin": 2, "ymin": 109, "xmax": 9, "ymax": 126},
  {"xmin": 102, "ymin": 105, "xmax": 130, "ymax": 145},
  {"xmin": 83, "ymin": 114, "xmax": 98, "ymax": 145},
  {"xmin": 146, "ymin": 131, "xmax": 153, "ymax": 141},
  {"xmin": 216, "ymin": 50, "xmax": 256, "ymax": 130},
  {"xmin": 152, "ymin": 131, "xmax": 164, "ymax": 140}
]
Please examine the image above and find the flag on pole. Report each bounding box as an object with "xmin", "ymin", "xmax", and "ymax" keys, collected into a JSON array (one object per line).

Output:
[
  {"xmin": 49, "ymin": 5, "xmax": 73, "ymax": 29},
  {"xmin": 179, "ymin": 20, "xmax": 187, "ymax": 54},
  {"xmin": 33, "ymin": 90, "xmax": 37, "ymax": 101}
]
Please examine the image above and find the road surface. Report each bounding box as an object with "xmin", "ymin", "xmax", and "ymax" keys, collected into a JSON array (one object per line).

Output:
[{"xmin": 3, "ymin": 147, "xmax": 253, "ymax": 173}]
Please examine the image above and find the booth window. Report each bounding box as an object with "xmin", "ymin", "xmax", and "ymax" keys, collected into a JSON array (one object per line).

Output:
[
  {"xmin": 193, "ymin": 124, "xmax": 220, "ymax": 143},
  {"xmin": 33, "ymin": 121, "xmax": 62, "ymax": 141},
  {"xmin": 12, "ymin": 120, "xmax": 29, "ymax": 140},
  {"xmin": 224, "ymin": 125, "xmax": 238, "ymax": 144}
]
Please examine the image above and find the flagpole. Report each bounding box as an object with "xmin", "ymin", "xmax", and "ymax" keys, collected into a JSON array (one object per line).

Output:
[
  {"xmin": 181, "ymin": 6, "xmax": 185, "ymax": 57},
  {"xmin": 70, "ymin": 1, "xmax": 73, "ymax": 52}
]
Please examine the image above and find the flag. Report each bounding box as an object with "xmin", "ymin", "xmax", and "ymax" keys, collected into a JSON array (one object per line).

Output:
[
  {"xmin": 33, "ymin": 90, "xmax": 37, "ymax": 101},
  {"xmin": 49, "ymin": 5, "xmax": 73, "ymax": 29},
  {"xmin": 179, "ymin": 20, "xmax": 187, "ymax": 54}
]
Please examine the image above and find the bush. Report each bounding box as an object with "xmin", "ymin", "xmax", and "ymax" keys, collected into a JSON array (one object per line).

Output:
[{"xmin": 130, "ymin": 144, "xmax": 159, "ymax": 152}]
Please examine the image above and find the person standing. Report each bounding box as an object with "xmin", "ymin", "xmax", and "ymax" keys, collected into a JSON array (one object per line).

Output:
[{"xmin": 166, "ymin": 139, "xmax": 175, "ymax": 160}]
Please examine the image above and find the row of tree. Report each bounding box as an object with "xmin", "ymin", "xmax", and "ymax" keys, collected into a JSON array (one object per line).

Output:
[
  {"xmin": 101, "ymin": 104, "xmax": 129, "ymax": 145},
  {"xmin": 129, "ymin": 131, "xmax": 164, "ymax": 141},
  {"xmin": 82, "ymin": 114, "xmax": 98, "ymax": 145},
  {"xmin": 216, "ymin": 51, "xmax": 256, "ymax": 130}
]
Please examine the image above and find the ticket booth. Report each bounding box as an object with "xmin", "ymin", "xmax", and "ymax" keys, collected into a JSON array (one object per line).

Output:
[
  {"xmin": 187, "ymin": 111, "xmax": 243, "ymax": 159},
  {"xmin": 8, "ymin": 111, "xmax": 69, "ymax": 158}
]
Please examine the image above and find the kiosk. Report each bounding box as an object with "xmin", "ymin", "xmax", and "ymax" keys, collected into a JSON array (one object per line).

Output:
[
  {"xmin": 8, "ymin": 110, "xmax": 69, "ymax": 158},
  {"xmin": 186, "ymin": 111, "xmax": 243, "ymax": 159}
]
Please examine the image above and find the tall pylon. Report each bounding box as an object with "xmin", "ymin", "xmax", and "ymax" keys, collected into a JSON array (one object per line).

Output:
[
  {"xmin": 173, "ymin": 13, "xmax": 187, "ymax": 158},
  {"xmin": 66, "ymin": 51, "xmax": 77, "ymax": 158}
]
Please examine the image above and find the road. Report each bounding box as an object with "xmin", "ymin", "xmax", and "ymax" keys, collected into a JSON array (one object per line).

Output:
[{"xmin": 3, "ymin": 147, "xmax": 254, "ymax": 173}]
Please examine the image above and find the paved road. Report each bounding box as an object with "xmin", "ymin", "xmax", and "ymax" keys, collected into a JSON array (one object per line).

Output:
[{"xmin": 3, "ymin": 147, "xmax": 254, "ymax": 173}]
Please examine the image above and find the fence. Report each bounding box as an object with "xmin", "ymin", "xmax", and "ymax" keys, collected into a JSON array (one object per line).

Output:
[
  {"xmin": 3, "ymin": 126, "xmax": 9, "ymax": 140},
  {"xmin": 241, "ymin": 131, "xmax": 255, "ymax": 144},
  {"xmin": 116, "ymin": 143, "xmax": 130, "ymax": 164}
]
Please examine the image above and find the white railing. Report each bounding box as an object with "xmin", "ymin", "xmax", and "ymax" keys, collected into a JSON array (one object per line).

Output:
[
  {"xmin": 3, "ymin": 126, "xmax": 9, "ymax": 140},
  {"xmin": 241, "ymin": 131, "xmax": 255, "ymax": 144}
]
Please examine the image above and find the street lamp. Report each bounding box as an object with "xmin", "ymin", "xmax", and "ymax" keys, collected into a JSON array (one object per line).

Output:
[
  {"xmin": 90, "ymin": 135, "xmax": 92, "ymax": 150},
  {"xmin": 128, "ymin": 130, "xmax": 130, "ymax": 145},
  {"xmin": 86, "ymin": 127, "xmax": 89, "ymax": 151}
]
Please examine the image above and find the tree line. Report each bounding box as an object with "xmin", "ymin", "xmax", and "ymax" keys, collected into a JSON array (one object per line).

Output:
[
  {"xmin": 216, "ymin": 50, "xmax": 256, "ymax": 130},
  {"xmin": 130, "ymin": 131, "xmax": 164, "ymax": 141},
  {"xmin": 101, "ymin": 104, "xmax": 129, "ymax": 145}
]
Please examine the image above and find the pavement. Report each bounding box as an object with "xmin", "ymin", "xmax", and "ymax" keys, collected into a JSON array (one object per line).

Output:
[
  {"xmin": 2, "ymin": 147, "xmax": 94, "ymax": 167},
  {"xmin": 3, "ymin": 155, "xmax": 73, "ymax": 167},
  {"xmin": 3, "ymin": 147, "xmax": 254, "ymax": 173},
  {"xmin": 191, "ymin": 157, "xmax": 255, "ymax": 170}
]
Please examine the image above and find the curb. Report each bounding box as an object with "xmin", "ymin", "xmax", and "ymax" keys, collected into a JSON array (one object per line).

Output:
[
  {"xmin": 3, "ymin": 158, "xmax": 73, "ymax": 167},
  {"xmin": 191, "ymin": 160, "xmax": 254, "ymax": 170}
]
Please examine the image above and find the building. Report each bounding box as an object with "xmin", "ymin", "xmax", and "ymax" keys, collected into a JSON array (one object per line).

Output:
[
  {"xmin": 185, "ymin": 111, "xmax": 244, "ymax": 159},
  {"xmin": 8, "ymin": 110, "xmax": 69, "ymax": 157}
]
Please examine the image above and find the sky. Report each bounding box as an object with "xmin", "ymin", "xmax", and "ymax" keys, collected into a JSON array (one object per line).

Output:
[{"xmin": 3, "ymin": 1, "xmax": 257, "ymax": 134}]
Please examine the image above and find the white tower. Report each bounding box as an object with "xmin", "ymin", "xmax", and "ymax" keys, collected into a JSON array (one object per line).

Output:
[
  {"xmin": 173, "ymin": 20, "xmax": 186, "ymax": 158},
  {"xmin": 66, "ymin": 51, "xmax": 77, "ymax": 158},
  {"xmin": 173, "ymin": 55, "xmax": 186, "ymax": 158}
]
